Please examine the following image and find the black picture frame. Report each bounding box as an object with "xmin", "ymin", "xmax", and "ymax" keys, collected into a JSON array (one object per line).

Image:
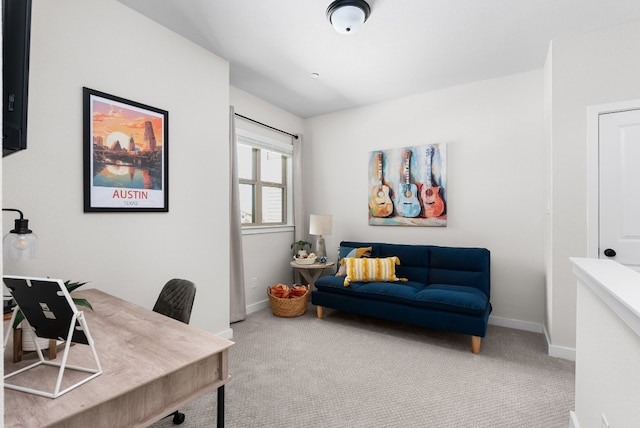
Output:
[{"xmin": 83, "ymin": 87, "xmax": 168, "ymax": 212}]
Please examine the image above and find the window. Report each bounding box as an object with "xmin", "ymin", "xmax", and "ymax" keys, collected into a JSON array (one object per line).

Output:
[{"xmin": 236, "ymin": 130, "xmax": 293, "ymax": 227}]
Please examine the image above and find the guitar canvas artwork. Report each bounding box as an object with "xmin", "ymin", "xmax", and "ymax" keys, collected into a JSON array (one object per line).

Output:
[
  {"xmin": 368, "ymin": 144, "xmax": 447, "ymax": 226},
  {"xmin": 369, "ymin": 152, "xmax": 394, "ymax": 218}
]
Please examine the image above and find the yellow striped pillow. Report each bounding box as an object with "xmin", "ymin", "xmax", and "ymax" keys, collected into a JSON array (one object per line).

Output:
[{"xmin": 343, "ymin": 256, "xmax": 405, "ymax": 286}]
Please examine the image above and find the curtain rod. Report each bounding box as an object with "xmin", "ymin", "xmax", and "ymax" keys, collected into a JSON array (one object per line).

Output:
[{"xmin": 234, "ymin": 113, "xmax": 299, "ymax": 139}]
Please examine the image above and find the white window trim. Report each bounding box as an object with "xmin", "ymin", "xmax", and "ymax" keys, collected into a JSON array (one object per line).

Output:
[
  {"xmin": 242, "ymin": 225, "xmax": 295, "ymax": 235},
  {"xmin": 236, "ymin": 129, "xmax": 293, "ymax": 156},
  {"xmin": 236, "ymin": 128, "xmax": 294, "ymax": 233}
]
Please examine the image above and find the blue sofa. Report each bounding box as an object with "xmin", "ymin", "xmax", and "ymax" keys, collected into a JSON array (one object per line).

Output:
[{"xmin": 311, "ymin": 241, "xmax": 491, "ymax": 353}]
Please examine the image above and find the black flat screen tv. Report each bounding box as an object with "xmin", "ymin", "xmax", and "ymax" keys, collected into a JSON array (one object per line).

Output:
[{"xmin": 3, "ymin": 0, "xmax": 32, "ymax": 157}]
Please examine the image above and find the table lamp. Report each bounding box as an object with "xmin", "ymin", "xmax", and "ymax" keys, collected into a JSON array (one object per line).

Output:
[
  {"xmin": 309, "ymin": 214, "xmax": 332, "ymax": 260},
  {"xmin": 2, "ymin": 208, "xmax": 37, "ymax": 261}
]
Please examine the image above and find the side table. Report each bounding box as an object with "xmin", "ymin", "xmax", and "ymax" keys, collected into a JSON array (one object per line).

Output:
[{"xmin": 290, "ymin": 261, "xmax": 335, "ymax": 290}]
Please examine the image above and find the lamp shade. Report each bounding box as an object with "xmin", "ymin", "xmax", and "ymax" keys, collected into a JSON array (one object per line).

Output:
[
  {"xmin": 309, "ymin": 214, "xmax": 332, "ymax": 236},
  {"xmin": 4, "ymin": 232, "xmax": 37, "ymax": 260},
  {"xmin": 3, "ymin": 208, "xmax": 37, "ymax": 261},
  {"xmin": 326, "ymin": 0, "xmax": 371, "ymax": 35}
]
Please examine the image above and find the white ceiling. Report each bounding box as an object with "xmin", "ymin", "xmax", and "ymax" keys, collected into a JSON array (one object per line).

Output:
[{"xmin": 117, "ymin": 0, "xmax": 640, "ymax": 118}]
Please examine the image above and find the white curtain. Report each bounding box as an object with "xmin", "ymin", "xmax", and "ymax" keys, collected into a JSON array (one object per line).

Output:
[
  {"xmin": 229, "ymin": 106, "xmax": 246, "ymax": 323},
  {"xmin": 293, "ymin": 134, "xmax": 305, "ymax": 242}
]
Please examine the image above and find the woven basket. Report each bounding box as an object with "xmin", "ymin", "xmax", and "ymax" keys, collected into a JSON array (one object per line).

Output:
[{"xmin": 267, "ymin": 285, "xmax": 309, "ymax": 318}]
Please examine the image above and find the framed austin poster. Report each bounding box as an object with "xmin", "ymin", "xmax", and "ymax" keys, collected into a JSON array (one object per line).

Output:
[{"xmin": 83, "ymin": 87, "xmax": 168, "ymax": 212}]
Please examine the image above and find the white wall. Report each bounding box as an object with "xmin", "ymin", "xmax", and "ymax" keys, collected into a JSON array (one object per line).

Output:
[
  {"xmin": 2, "ymin": 0, "xmax": 231, "ymax": 336},
  {"xmin": 543, "ymin": 44, "xmax": 554, "ymax": 344},
  {"xmin": 1, "ymin": 10, "xmax": 4, "ymax": 419},
  {"xmin": 7, "ymin": 0, "xmax": 640, "ymax": 361},
  {"xmin": 304, "ymin": 71, "xmax": 546, "ymax": 326},
  {"xmin": 229, "ymin": 86, "xmax": 304, "ymax": 311},
  {"xmin": 548, "ymin": 19, "xmax": 640, "ymax": 351}
]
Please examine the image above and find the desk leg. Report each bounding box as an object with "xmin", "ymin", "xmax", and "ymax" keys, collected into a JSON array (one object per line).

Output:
[{"xmin": 217, "ymin": 385, "xmax": 225, "ymax": 428}]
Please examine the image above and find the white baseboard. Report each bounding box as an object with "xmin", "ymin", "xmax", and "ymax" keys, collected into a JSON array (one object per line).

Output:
[
  {"xmin": 490, "ymin": 315, "xmax": 576, "ymax": 361},
  {"xmin": 217, "ymin": 327, "xmax": 234, "ymax": 340},
  {"xmin": 247, "ymin": 299, "xmax": 270, "ymax": 315},
  {"xmin": 489, "ymin": 315, "xmax": 544, "ymax": 333},
  {"xmin": 223, "ymin": 300, "xmax": 270, "ymax": 341},
  {"xmin": 543, "ymin": 324, "xmax": 576, "ymax": 361},
  {"xmin": 547, "ymin": 341, "xmax": 576, "ymax": 361},
  {"xmin": 569, "ymin": 411, "xmax": 580, "ymax": 428}
]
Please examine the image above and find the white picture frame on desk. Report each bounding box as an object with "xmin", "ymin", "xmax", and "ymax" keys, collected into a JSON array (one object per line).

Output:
[{"xmin": 3, "ymin": 275, "xmax": 102, "ymax": 398}]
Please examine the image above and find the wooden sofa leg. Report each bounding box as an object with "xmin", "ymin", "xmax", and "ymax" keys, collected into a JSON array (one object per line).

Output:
[
  {"xmin": 471, "ymin": 336, "xmax": 481, "ymax": 354},
  {"xmin": 316, "ymin": 306, "xmax": 323, "ymax": 319}
]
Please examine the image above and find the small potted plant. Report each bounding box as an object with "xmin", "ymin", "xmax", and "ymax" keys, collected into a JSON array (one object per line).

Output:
[
  {"xmin": 291, "ymin": 240, "xmax": 312, "ymax": 258},
  {"xmin": 11, "ymin": 280, "xmax": 92, "ymax": 360}
]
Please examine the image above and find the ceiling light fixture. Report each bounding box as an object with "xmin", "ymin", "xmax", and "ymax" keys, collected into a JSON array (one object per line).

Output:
[{"xmin": 326, "ymin": 0, "xmax": 371, "ymax": 35}]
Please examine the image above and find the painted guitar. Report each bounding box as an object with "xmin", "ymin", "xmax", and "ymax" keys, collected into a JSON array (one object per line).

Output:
[
  {"xmin": 396, "ymin": 150, "xmax": 421, "ymax": 218},
  {"xmin": 369, "ymin": 152, "xmax": 394, "ymax": 217},
  {"xmin": 420, "ymin": 146, "xmax": 445, "ymax": 217}
]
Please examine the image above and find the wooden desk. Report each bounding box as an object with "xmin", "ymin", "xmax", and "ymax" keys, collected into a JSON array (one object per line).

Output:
[
  {"xmin": 4, "ymin": 289, "xmax": 234, "ymax": 428},
  {"xmin": 290, "ymin": 260, "xmax": 335, "ymax": 290}
]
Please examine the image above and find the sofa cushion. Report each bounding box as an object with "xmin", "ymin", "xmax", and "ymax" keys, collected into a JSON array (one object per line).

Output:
[
  {"xmin": 376, "ymin": 243, "xmax": 429, "ymax": 267},
  {"xmin": 315, "ymin": 277, "xmax": 488, "ymax": 316},
  {"xmin": 337, "ymin": 245, "xmax": 375, "ymax": 267},
  {"xmin": 338, "ymin": 245, "xmax": 373, "ymax": 261},
  {"xmin": 429, "ymin": 246, "xmax": 491, "ymax": 297},
  {"xmin": 338, "ymin": 241, "xmax": 430, "ymax": 283},
  {"xmin": 344, "ymin": 257, "xmax": 405, "ymax": 286},
  {"xmin": 316, "ymin": 276, "xmax": 426, "ymax": 300},
  {"xmin": 414, "ymin": 284, "xmax": 489, "ymax": 315},
  {"xmin": 316, "ymin": 275, "xmax": 350, "ymax": 290},
  {"xmin": 335, "ymin": 246, "xmax": 372, "ymax": 277}
]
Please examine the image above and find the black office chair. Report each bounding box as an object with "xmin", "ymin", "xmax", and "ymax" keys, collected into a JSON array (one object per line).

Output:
[{"xmin": 153, "ymin": 278, "xmax": 197, "ymax": 425}]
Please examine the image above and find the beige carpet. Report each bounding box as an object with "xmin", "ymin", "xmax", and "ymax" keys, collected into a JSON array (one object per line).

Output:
[{"xmin": 150, "ymin": 305, "xmax": 575, "ymax": 427}]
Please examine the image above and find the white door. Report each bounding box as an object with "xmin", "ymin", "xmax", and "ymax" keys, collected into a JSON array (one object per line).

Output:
[{"xmin": 599, "ymin": 108, "xmax": 640, "ymax": 269}]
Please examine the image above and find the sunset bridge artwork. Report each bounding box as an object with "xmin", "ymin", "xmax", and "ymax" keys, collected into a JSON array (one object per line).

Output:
[{"xmin": 83, "ymin": 87, "xmax": 169, "ymax": 212}]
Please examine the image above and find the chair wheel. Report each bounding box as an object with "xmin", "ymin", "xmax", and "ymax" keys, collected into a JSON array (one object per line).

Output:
[{"xmin": 172, "ymin": 411, "xmax": 185, "ymax": 425}]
